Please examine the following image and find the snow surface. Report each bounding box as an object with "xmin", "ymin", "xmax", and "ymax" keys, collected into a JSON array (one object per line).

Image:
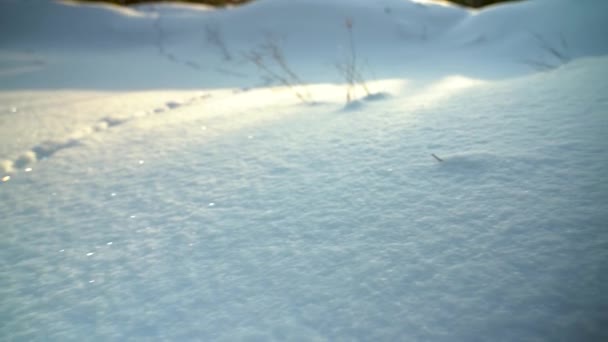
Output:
[{"xmin": 1, "ymin": 0, "xmax": 608, "ymax": 340}]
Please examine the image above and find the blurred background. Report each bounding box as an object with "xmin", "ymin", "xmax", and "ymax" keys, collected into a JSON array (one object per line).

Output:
[{"xmin": 77, "ymin": 0, "xmax": 521, "ymax": 9}]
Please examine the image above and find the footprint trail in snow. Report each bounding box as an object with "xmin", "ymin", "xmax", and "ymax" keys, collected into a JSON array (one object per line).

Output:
[{"xmin": 0, "ymin": 93, "xmax": 211, "ymax": 176}]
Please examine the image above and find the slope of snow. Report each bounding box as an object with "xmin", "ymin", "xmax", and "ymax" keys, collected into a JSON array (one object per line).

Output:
[
  {"xmin": 1, "ymin": 0, "xmax": 607, "ymax": 90},
  {"xmin": 1, "ymin": 0, "xmax": 607, "ymax": 341}
]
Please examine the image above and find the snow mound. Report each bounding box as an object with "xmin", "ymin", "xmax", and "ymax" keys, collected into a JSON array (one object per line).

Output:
[{"xmin": 1, "ymin": 0, "xmax": 608, "ymax": 340}]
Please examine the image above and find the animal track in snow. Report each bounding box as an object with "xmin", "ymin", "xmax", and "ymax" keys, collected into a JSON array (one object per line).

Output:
[{"xmin": 0, "ymin": 94, "xmax": 211, "ymax": 175}]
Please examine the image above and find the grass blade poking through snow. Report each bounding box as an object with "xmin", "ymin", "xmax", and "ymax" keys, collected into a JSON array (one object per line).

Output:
[
  {"xmin": 336, "ymin": 18, "xmax": 371, "ymax": 106},
  {"xmin": 243, "ymin": 37, "xmax": 313, "ymax": 104},
  {"xmin": 520, "ymin": 32, "xmax": 571, "ymax": 71},
  {"xmin": 205, "ymin": 23, "xmax": 232, "ymax": 61}
]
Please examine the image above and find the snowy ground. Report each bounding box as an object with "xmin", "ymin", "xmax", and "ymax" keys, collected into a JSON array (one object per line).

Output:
[{"xmin": 1, "ymin": 0, "xmax": 607, "ymax": 341}]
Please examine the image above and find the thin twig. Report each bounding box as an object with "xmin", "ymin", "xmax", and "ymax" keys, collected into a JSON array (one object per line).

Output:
[
  {"xmin": 205, "ymin": 23, "xmax": 232, "ymax": 61},
  {"xmin": 337, "ymin": 18, "xmax": 371, "ymax": 104},
  {"xmin": 243, "ymin": 39, "xmax": 312, "ymax": 103}
]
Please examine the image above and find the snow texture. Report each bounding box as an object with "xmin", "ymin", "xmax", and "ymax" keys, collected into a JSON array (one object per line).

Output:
[{"xmin": 1, "ymin": 0, "xmax": 607, "ymax": 341}]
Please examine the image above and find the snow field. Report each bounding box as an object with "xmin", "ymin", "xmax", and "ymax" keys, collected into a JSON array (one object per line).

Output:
[
  {"xmin": 1, "ymin": 0, "xmax": 608, "ymax": 340},
  {"xmin": 2, "ymin": 55, "xmax": 607, "ymax": 340}
]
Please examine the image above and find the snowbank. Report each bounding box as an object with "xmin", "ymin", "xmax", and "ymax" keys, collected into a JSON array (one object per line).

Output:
[{"xmin": 1, "ymin": 0, "xmax": 607, "ymax": 341}]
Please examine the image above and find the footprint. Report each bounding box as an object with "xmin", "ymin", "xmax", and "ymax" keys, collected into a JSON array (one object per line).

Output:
[{"xmin": 2, "ymin": 94, "xmax": 214, "ymax": 174}]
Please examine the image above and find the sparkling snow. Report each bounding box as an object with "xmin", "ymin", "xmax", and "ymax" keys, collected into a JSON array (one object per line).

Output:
[{"xmin": 1, "ymin": 0, "xmax": 607, "ymax": 340}]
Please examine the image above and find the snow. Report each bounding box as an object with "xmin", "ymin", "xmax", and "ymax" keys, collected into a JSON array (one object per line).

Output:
[{"xmin": 1, "ymin": 0, "xmax": 608, "ymax": 340}]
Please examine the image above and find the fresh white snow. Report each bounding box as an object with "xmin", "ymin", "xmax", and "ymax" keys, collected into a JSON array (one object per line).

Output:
[{"xmin": 1, "ymin": 0, "xmax": 607, "ymax": 340}]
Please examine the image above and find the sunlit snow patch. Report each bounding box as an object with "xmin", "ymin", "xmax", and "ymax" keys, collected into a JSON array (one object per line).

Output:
[
  {"xmin": 1, "ymin": 159, "xmax": 14, "ymax": 174},
  {"xmin": 401, "ymin": 75, "xmax": 485, "ymax": 109}
]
